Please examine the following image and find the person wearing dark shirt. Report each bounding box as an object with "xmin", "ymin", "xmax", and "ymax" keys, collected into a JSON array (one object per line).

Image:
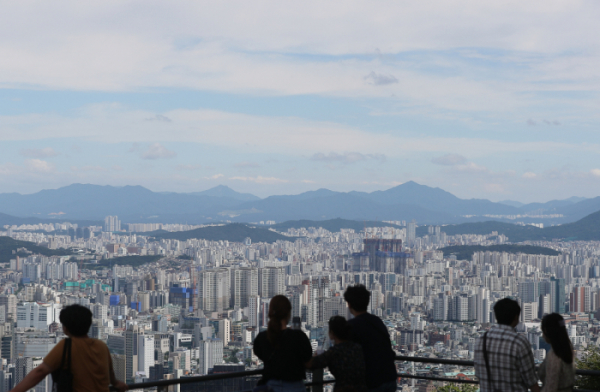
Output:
[
  {"xmin": 344, "ymin": 285, "xmax": 397, "ymax": 392},
  {"xmin": 253, "ymin": 295, "xmax": 313, "ymax": 392},
  {"xmin": 307, "ymin": 316, "xmax": 367, "ymax": 392}
]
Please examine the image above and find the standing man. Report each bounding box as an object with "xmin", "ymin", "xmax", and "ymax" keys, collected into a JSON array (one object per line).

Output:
[
  {"xmin": 344, "ymin": 285, "xmax": 397, "ymax": 392},
  {"xmin": 474, "ymin": 298, "xmax": 540, "ymax": 392}
]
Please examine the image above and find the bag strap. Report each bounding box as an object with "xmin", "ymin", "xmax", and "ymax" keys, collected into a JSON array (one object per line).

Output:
[
  {"xmin": 66, "ymin": 338, "xmax": 72, "ymax": 371},
  {"xmin": 60, "ymin": 338, "xmax": 72, "ymax": 371},
  {"xmin": 483, "ymin": 332, "xmax": 493, "ymax": 390}
]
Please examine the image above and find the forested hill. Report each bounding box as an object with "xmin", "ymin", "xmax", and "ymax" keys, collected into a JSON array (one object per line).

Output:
[
  {"xmin": 0, "ymin": 236, "xmax": 73, "ymax": 263},
  {"xmin": 439, "ymin": 244, "xmax": 560, "ymax": 260},
  {"xmin": 418, "ymin": 209, "xmax": 600, "ymax": 242},
  {"xmin": 271, "ymin": 218, "xmax": 402, "ymax": 233},
  {"xmin": 152, "ymin": 223, "xmax": 296, "ymax": 244}
]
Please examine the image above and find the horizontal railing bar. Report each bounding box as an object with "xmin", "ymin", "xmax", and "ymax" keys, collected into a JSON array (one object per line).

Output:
[
  {"xmin": 127, "ymin": 369, "xmax": 263, "ymax": 389},
  {"xmin": 397, "ymin": 374, "xmax": 478, "ymax": 384},
  {"xmin": 395, "ymin": 355, "xmax": 475, "ymax": 366},
  {"xmin": 124, "ymin": 355, "xmax": 600, "ymax": 390}
]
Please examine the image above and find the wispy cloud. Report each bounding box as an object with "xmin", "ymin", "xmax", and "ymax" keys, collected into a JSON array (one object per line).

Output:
[
  {"xmin": 141, "ymin": 143, "xmax": 177, "ymax": 160},
  {"xmin": 230, "ymin": 176, "xmax": 288, "ymax": 184},
  {"xmin": 431, "ymin": 154, "xmax": 467, "ymax": 166},
  {"xmin": 20, "ymin": 147, "xmax": 59, "ymax": 158},
  {"xmin": 364, "ymin": 71, "xmax": 398, "ymax": 86},
  {"xmin": 311, "ymin": 152, "xmax": 386, "ymax": 164},
  {"xmin": 204, "ymin": 173, "xmax": 224, "ymax": 180},
  {"xmin": 145, "ymin": 114, "xmax": 172, "ymax": 123},
  {"xmin": 235, "ymin": 162, "xmax": 260, "ymax": 168}
]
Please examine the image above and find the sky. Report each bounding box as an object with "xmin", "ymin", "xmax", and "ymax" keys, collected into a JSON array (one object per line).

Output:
[{"xmin": 1, "ymin": 1, "xmax": 600, "ymax": 203}]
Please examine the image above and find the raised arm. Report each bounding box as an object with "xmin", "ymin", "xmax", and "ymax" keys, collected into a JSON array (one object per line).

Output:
[{"xmin": 9, "ymin": 363, "xmax": 52, "ymax": 392}]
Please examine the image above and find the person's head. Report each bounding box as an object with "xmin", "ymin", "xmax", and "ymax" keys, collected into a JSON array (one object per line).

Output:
[
  {"xmin": 267, "ymin": 295, "xmax": 292, "ymax": 343},
  {"xmin": 344, "ymin": 285, "xmax": 370, "ymax": 314},
  {"xmin": 542, "ymin": 313, "xmax": 573, "ymax": 364},
  {"xmin": 328, "ymin": 316, "xmax": 351, "ymax": 342},
  {"xmin": 493, "ymin": 298, "xmax": 521, "ymax": 326},
  {"xmin": 59, "ymin": 304, "xmax": 93, "ymax": 337}
]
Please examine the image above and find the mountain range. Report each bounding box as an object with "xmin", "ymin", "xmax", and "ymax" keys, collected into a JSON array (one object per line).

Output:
[{"xmin": 0, "ymin": 182, "xmax": 597, "ymax": 225}]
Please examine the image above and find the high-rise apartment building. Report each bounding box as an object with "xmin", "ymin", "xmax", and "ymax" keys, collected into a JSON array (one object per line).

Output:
[
  {"xmin": 198, "ymin": 269, "xmax": 230, "ymax": 312},
  {"xmin": 104, "ymin": 216, "xmax": 121, "ymax": 232},
  {"xmin": 258, "ymin": 267, "xmax": 285, "ymax": 299},
  {"xmin": 231, "ymin": 268, "xmax": 258, "ymax": 308}
]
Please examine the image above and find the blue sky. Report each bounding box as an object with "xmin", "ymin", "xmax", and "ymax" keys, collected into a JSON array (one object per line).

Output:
[{"xmin": 1, "ymin": 1, "xmax": 600, "ymax": 202}]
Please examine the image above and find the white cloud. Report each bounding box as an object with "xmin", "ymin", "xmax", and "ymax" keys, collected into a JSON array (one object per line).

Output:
[
  {"xmin": 204, "ymin": 173, "xmax": 224, "ymax": 180},
  {"xmin": 20, "ymin": 147, "xmax": 59, "ymax": 158},
  {"xmin": 431, "ymin": 154, "xmax": 467, "ymax": 166},
  {"xmin": 25, "ymin": 159, "xmax": 55, "ymax": 173},
  {"xmin": 230, "ymin": 176, "xmax": 288, "ymax": 184},
  {"xmin": 311, "ymin": 152, "xmax": 386, "ymax": 164},
  {"xmin": 0, "ymin": 1, "xmax": 598, "ymax": 116},
  {"xmin": 523, "ymin": 172, "xmax": 537, "ymax": 179},
  {"xmin": 0, "ymin": 106, "xmax": 596, "ymax": 159},
  {"xmin": 141, "ymin": 143, "xmax": 176, "ymax": 160},
  {"xmin": 591, "ymin": 169, "xmax": 600, "ymax": 177}
]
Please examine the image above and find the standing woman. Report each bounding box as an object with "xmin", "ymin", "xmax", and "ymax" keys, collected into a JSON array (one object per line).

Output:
[
  {"xmin": 253, "ymin": 295, "xmax": 313, "ymax": 392},
  {"xmin": 539, "ymin": 313, "xmax": 576, "ymax": 392}
]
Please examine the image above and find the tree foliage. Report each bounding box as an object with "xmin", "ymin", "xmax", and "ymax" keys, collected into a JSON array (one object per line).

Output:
[
  {"xmin": 436, "ymin": 384, "xmax": 478, "ymax": 392},
  {"xmin": 576, "ymin": 345, "xmax": 600, "ymax": 391}
]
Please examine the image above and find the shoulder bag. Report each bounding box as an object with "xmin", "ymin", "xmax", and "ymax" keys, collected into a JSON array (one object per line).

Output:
[{"xmin": 51, "ymin": 338, "xmax": 73, "ymax": 392}]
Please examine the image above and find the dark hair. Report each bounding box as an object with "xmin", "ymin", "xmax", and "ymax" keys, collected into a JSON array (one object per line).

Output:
[
  {"xmin": 542, "ymin": 313, "xmax": 573, "ymax": 364},
  {"xmin": 329, "ymin": 316, "xmax": 351, "ymax": 341},
  {"xmin": 493, "ymin": 298, "xmax": 521, "ymax": 325},
  {"xmin": 268, "ymin": 295, "xmax": 291, "ymax": 344},
  {"xmin": 59, "ymin": 304, "xmax": 93, "ymax": 337},
  {"xmin": 344, "ymin": 285, "xmax": 370, "ymax": 312}
]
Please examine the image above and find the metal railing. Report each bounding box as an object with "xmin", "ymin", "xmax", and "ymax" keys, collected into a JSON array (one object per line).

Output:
[{"xmin": 122, "ymin": 355, "xmax": 600, "ymax": 392}]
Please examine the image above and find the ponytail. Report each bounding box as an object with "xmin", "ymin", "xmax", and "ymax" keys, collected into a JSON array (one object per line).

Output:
[
  {"xmin": 542, "ymin": 313, "xmax": 573, "ymax": 364},
  {"xmin": 267, "ymin": 295, "xmax": 292, "ymax": 344}
]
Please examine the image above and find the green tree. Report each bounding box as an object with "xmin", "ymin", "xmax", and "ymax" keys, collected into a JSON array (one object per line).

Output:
[
  {"xmin": 576, "ymin": 345, "xmax": 600, "ymax": 391},
  {"xmin": 436, "ymin": 384, "xmax": 478, "ymax": 392}
]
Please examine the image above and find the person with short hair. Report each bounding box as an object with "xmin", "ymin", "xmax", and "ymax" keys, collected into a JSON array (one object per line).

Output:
[
  {"xmin": 539, "ymin": 313, "xmax": 575, "ymax": 392},
  {"xmin": 343, "ymin": 285, "xmax": 397, "ymax": 392},
  {"xmin": 474, "ymin": 298, "xmax": 540, "ymax": 392},
  {"xmin": 253, "ymin": 295, "xmax": 313, "ymax": 392},
  {"xmin": 307, "ymin": 316, "xmax": 367, "ymax": 392},
  {"xmin": 9, "ymin": 304, "xmax": 128, "ymax": 392}
]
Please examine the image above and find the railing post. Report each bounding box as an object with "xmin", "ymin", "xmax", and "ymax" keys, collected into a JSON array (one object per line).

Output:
[{"xmin": 311, "ymin": 368, "xmax": 323, "ymax": 392}]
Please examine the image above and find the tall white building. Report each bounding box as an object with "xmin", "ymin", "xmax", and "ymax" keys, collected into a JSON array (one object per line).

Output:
[
  {"xmin": 248, "ymin": 295, "xmax": 260, "ymax": 328},
  {"xmin": 258, "ymin": 267, "xmax": 285, "ymax": 299},
  {"xmin": 198, "ymin": 269, "xmax": 230, "ymax": 312},
  {"xmin": 104, "ymin": 216, "xmax": 121, "ymax": 232},
  {"xmin": 16, "ymin": 303, "xmax": 60, "ymax": 330},
  {"xmin": 231, "ymin": 268, "xmax": 258, "ymax": 308},
  {"xmin": 198, "ymin": 339, "xmax": 223, "ymax": 375}
]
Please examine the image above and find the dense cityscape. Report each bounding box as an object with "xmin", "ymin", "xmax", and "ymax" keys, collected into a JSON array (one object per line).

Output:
[{"xmin": 0, "ymin": 211, "xmax": 598, "ymax": 392}]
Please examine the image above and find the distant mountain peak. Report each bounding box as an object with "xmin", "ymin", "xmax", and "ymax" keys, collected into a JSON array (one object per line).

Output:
[{"xmin": 194, "ymin": 185, "xmax": 260, "ymax": 201}]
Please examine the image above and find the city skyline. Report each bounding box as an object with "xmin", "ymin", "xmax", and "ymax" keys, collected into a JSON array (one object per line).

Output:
[{"xmin": 1, "ymin": 2, "xmax": 600, "ymax": 201}]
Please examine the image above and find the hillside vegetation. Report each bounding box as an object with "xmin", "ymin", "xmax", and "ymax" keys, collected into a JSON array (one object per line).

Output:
[
  {"xmin": 419, "ymin": 209, "xmax": 600, "ymax": 242},
  {"xmin": 440, "ymin": 244, "xmax": 560, "ymax": 260},
  {"xmin": 0, "ymin": 236, "xmax": 72, "ymax": 263},
  {"xmin": 271, "ymin": 218, "xmax": 402, "ymax": 233},
  {"xmin": 152, "ymin": 223, "xmax": 296, "ymax": 244}
]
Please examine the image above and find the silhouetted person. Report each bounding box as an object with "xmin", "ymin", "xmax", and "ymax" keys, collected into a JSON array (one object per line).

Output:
[
  {"xmin": 307, "ymin": 315, "xmax": 367, "ymax": 392},
  {"xmin": 9, "ymin": 304, "xmax": 127, "ymax": 392},
  {"xmin": 253, "ymin": 295, "xmax": 313, "ymax": 392},
  {"xmin": 474, "ymin": 298, "xmax": 539, "ymax": 392},
  {"xmin": 344, "ymin": 285, "xmax": 397, "ymax": 392},
  {"xmin": 539, "ymin": 313, "xmax": 575, "ymax": 392}
]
